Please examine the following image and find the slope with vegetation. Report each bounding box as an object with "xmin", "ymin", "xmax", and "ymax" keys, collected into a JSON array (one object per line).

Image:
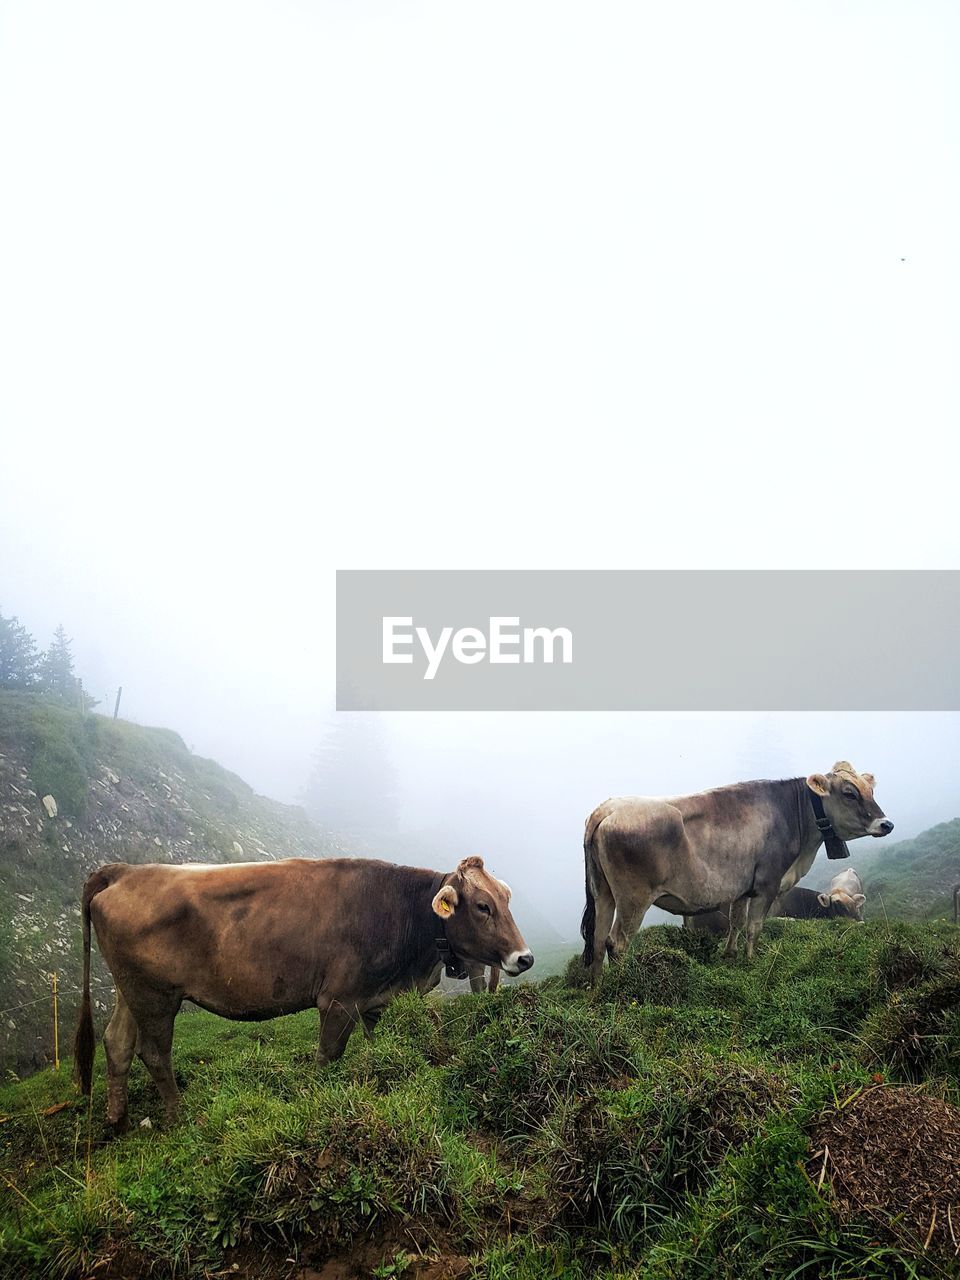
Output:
[
  {"xmin": 1, "ymin": 919, "xmax": 958, "ymax": 1279},
  {"xmin": 0, "ymin": 690, "xmax": 343, "ymax": 1073},
  {"xmin": 808, "ymin": 820, "xmax": 960, "ymax": 922}
]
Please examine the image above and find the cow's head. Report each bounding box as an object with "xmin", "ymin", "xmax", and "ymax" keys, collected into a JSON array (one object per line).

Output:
[
  {"xmin": 806, "ymin": 761, "xmax": 893, "ymax": 840},
  {"xmin": 431, "ymin": 856, "xmax": 534, "ymax": 977},
  {"xmin": 816, "ymin": 887, "xmax": 867, "ymax": 921}
]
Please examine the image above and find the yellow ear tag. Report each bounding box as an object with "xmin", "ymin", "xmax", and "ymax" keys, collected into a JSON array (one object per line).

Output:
[{"xmin": 436, "ymin": 898, "xmax": 453, "ymax": 918}]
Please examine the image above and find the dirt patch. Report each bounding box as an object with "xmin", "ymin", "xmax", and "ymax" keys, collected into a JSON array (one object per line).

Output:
[
  {"xmin": 298, "ymin": 1229, "xmax": 472, "ymax": 1280},
  {"xmin": 810, "ymin": 1085, "xmax": 960, "ymax": 1259}
]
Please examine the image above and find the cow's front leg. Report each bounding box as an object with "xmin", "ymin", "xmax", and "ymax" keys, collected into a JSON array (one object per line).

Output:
[
  {"xmin": 360, "ymin": 1005, "xmax": 385, "ymax": 1041},
  {"xmin": 465, "ymin": 962, "xmax": 488, "ymax": 994},
  {"xmin": 744, "ymin": 894, "xmax": 776, "ymax": 959},
  {"xmin": 723, "ymin": 897, "xmax": 749, "ymax": 961},
  {"xmin": 316, "ymin": 1000, "xmax": 357, "ymax": 1066}
]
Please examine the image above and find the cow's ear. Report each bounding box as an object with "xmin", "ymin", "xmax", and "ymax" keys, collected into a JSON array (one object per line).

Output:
[
  {"xmin": 432, "ymin": 885, "xmax": 459, "ymax": 919},
  {"xmin": 853, "ymin": 893, "xmax": 866, "ymax": 907},
  {"xmin": 817, "ymin": 892, "xmax": 831, "ymax": 908},
  {"xmin": 807, "ymin": 774, "xmax": 830, "ymax": 797},
  {"xmin": 497, "ymin": 879, "xmax": 512, "ymax": 901},
  {"xmin": 860, "ymin": 772, "xmax": 875, "ymax": 787}
]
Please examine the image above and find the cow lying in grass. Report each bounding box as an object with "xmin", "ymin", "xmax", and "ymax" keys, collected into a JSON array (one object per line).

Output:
[
  {"xmin": 74, "ymin": 855, "xmax": 532, "ymax": 1130},
  {"xmin": 685, "ymin": 880, "xmax": 866, "ymax": 935}
]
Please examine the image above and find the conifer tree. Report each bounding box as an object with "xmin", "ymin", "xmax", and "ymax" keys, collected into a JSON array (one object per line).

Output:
[
  {"xmin": 0, "ymin": 609, "xmax": 39, "ymax": 689},
  {"xmin": 302, "ymin": 714, "xmax": 399, "ymax": 838},
  {"xmin": 39, "ymin": 624, "xmax": 80, "ymax": 702}
]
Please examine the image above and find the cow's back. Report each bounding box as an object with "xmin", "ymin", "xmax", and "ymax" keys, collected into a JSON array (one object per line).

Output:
[{"xmin": 88, "ymin": 858, "xmax": 440, "ymax": 1019}]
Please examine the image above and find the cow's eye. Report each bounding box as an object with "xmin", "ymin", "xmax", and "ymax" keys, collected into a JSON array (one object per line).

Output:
[
  {"xmin": 476, "ymin": 902, "xmax": 491, "ymax": 915},
  {"xmin": 843, "ymin": 787, "xmax": 858, "ymax": 800}
]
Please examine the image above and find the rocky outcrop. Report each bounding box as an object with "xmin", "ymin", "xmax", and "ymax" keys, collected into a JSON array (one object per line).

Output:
[{"xmin": 0, "ymin": 703, "xmax": 346, "ymax": 1072}]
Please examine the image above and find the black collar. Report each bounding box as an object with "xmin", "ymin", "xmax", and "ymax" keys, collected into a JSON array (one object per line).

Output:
[
  {"xmin": 810, "ymin": 791, "xmax": 850, "ymax": 860},
  {"xmin": 435, "ymin": 929, "xmax": 467, "ymax": 980},
  {"xmin": 431, "ymin": 872, "xmax": 468, "ymax": 979}
]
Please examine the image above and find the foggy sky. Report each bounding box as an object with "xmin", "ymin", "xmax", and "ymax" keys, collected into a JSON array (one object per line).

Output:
[{"xmin": 2, "ymin": 4, "xmax": 959, "ymax": 934}]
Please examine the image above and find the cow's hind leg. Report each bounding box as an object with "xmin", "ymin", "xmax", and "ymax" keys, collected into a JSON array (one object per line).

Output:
[
  {"xmin": 103, "ymin": 992, "xmax": 137, "ymax": 1132},
  {"xmin": 317, "ymin": 999, "xmax": 357, "ymax": 1066},
  {"xmin": 134, "ymin": 1005, "xmax": 181, "ymax": 1126},
  {"xmin": 608, "ymin": 893, "xmax": 655, "ymax": 965},
  {"xmin": 588, "ymin": 879, "xmax": 616, "ymax": 984}
]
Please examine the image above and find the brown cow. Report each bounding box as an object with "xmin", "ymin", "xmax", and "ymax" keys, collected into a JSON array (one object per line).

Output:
[
  {"xmin": 582, "ymin": 762, "xmax": 892, "ymax": 979},
  {"xmin": 74, "ymin": 855, "xmax": 532, "ymax": 1129}
]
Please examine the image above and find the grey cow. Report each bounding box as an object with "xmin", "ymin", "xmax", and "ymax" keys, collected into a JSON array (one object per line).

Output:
[{"xmin": 582, "ymin": 762, "xmax": 892, "ymax": 980}]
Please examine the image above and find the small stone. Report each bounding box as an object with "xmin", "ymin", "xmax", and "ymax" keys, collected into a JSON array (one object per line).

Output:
[
  {"xmin": 42, "ymin": 795, "xmax": 58, "ymax": 818},
  {"xmin": 232, "ymin": 841, "xmax": 243, "ymax": 856},
  {"xmin": 139, "ymin": 1116, "xmax": 153, "ymax": 1129}
]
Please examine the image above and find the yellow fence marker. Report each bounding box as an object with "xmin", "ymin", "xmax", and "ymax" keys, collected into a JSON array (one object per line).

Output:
[{"xmin": 50, "ymin": 972, "xmax": 60, "ymax": 1071}]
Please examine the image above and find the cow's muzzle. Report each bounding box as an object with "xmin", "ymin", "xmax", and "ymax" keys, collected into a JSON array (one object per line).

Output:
[
  {"xmin": 871, "ymin": 818, "xmax": 894, "ymax": 837},
  {"xmin": 502, "ymin": 950, "xmax": 535, "ymax": 976}
]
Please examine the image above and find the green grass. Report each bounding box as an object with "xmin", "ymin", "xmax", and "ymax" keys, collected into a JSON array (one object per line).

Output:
[
  {"xmin": 0, "ymin": 694, "xmax": 101, "ymax": 819},
  {"xmin": 2, "ymin": 921, "xmax": 959, "ymax": 1279}
]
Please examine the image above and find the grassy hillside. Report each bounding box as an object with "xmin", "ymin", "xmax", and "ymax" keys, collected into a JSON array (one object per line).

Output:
[
  {"xmin": 808, "ymin": 821, "xmax": 960, "ymax": 922},
  {"xmin": 0, "ymin": 692, "xmax": 344, "ymax": 1073},
  {"xmin": 2, "ymin": 919, "xmax": 959, "ymax": 1280}
]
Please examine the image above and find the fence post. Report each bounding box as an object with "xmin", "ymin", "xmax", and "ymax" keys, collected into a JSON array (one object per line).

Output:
[
  {"xmin": 113, "ymin": 686, "xmax": 123, "ymax": 720},
  {"xmin": 954, "ymin": 885, "xmax": 960, "ymax": 927},
  {"xmin": 51, "ymin": 972, "xmax": 60, "ymax": 1071}
]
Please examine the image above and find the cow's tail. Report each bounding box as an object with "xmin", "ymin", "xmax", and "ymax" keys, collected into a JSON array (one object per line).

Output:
[
  {"xmin": 580, "ymin": 812, "xmax": 604, "ymax": 967},
  {"xmin": 74, "ymin": 868, "xmax": 110, "ymax": 1096}
]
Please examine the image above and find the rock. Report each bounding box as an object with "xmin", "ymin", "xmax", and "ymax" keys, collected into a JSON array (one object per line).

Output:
[
  {"xmin": 232, "ymin": 841, "xmax": 243, "ymax": 856},
  {"xmin": 102, "ymin": 768, "xmax": 120, "ymax": 785},
  {"xmin": 41, "ymin": 795, "xmax": 58, "ymax": 819},
  {"xmin": 139, "ymin": 1117, "xmax": 153, "ymax": 1129}
]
